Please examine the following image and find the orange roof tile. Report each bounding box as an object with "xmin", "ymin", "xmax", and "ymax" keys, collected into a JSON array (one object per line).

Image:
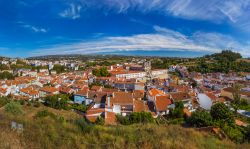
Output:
[
  {"xmin": 148, "ymin": 88, "xmax": 165, "ymax": 97},
  {"xmin": 155, "ymin": 95, "xmax": 171, "ymax": 111}
]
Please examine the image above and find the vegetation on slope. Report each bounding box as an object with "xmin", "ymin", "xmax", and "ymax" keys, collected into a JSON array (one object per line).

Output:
[
  {"xmin": 0, "ymin": 113, "xmax": 247, "ymax": 149},
  {"xmin": 0, "ymin": 101, "xmax": 250, "ymax": 149},
  {"xmin": 188, "ymin": 50, "xmax": 250, "ymax": 73}
]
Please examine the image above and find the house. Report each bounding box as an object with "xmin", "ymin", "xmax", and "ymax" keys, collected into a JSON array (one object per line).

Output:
[
  {"xmin": 151, "ymin": 69, "xmax": 168, "ymax": 78},
  {"xmin": 221, "ymin": 87, "xmax": 250, "ymax": 103},
  {"xmin": 85, "ymin": 108, "xmax": 105, "ymax": 123},
  {"xmin": 0, "ymin": 87, "xmax": 10, "ymax": 97},
  {"xmin": 114, "ymin": 81, "xmax": 144, "ymax": 91},
  {"xmin": 110, "ymin": 70, "xmax": 146, "ymax": 79},
  {"xmin": 74, "ymin": 88, "xmax": 89, "ymax": 104},
  {"xmin": 147, "ymin": 88, "xmax": 166, "ymax": 101},
  {"xmin": 147, "ymin": 88, "xmax": 172, "ymax": 115},
  {"xmin": 39, "ymin": 86, "xmax": 59, "ymax": 97},
  {"xmin": 133, "ymin": 99, "xmax": 149, "ymax": 112},
  {"xmin": 88, "ymin": 91, "xmax": 108, "ymax": 108},
  {"xmin": 85, "ymin": 108, "xmax": 116, "ymax": 125},
  {"xmin": 106, "ymin": 92, "xmax": 134, "ymax": 116},
  {"xmin": 19, "ymin": 87, "xmax": 39, "ymax": 99},
  {"xmin": 91, "ymin": 85, "xmax": 103, "ymax": 92},
  {"xmin": 59, "ymin": 86, "xmax": 75, "ymax": 94},
  {"xmin": 170, "ymin": 92, "xmax": 193, "ymax": 109},
  {"xmin": 154, "ymin": 95, "xmax": 172, "ymax": 115},
  {"xmin": 132, "ymin": 90, "xmax": 145, "ymax": 100}
]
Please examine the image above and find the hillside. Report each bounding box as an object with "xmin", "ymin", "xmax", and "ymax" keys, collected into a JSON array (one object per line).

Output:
[{"xmin": 0, "ymin": 105, "xmax": 249, "ymax": 149}]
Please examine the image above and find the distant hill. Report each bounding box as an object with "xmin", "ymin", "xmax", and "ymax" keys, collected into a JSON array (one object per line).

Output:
[{"xmin": 204, "ymin": 50, "xmax": 242, "ymax": 61}]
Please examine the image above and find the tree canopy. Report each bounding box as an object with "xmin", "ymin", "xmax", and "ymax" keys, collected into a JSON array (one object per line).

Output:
[
  {"xmin": 188, "ymin": 50, "xmax": 250, "ymax": 73},
  {"xmin": 187, "ymin": 110, "xmax": 212, "ymax": 127},
  {"xmin": 210, "ymin": 103, "xmax": 234, "ymax": 124},
  {"xmin": 92, "ymin": 67, "xmax": 110, "ymax": 77}
]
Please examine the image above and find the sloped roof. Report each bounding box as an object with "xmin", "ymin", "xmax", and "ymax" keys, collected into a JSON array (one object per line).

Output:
[
  {"xmin": 109, "ymin": 92, "xmax": 134, "ymax": 105},
  {"xmin": 155, "ymin": 95, "xmax": 171, "ymax": 111},
  {"xmin": 148, "ymin": 88, "xmax": 165, "ymax": 97}
]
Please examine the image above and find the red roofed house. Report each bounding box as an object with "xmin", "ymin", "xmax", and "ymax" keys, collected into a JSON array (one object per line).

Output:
[
  {"xmin": 85, "ymin": 107, "xmax": 116, "ymax": 125},
  {"xmin": 19, "ymin": 87, "xmax": 39, "ymax": 99},
  {"xmin": 147, "ymin": 88, "xmax": 172, "ymax": 115},
  {"xmin": 39, "ymin": 86, "xmax": 59, "ymax": 97},
  {"xmin": 106, "ymin": 92, "xmax": 135, "ymax": 116}
]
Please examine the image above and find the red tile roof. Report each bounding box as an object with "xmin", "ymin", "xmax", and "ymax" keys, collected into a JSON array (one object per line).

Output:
[
  {"xmin": 40, "ymin": 86, "xmax": 58, "ymax": 93},
  {"xmin": 148, "ymin": 88, "xmax": 165, "ymax": 97},
  {"xmin": 133, "ymin": 100, "xmax": 149, "ymax": 112},
  {"xmin": 155, "ymin": 95, "xmax": 172, "ymax": 111}
]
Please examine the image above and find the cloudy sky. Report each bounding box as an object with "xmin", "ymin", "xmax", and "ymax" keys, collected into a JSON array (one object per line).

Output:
[{"xmin": 0, "ymin": 0, "xmax": 250, "ymax": 57}]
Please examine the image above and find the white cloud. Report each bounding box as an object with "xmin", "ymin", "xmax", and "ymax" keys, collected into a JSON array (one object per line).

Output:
[
  {"xmin": 31, "ymin": 26, "xmax": 250, "ymax": 57},
  {"xmin": 18, "ymin": 22, "xmax": 48, "ymax": 33},
  {"xmin": 74, "ymin": 0, "xmax": 250, "ymax": 31},
  {"xmin": 59, "ymin": 3, "xmax": 82, "ymax": 19}
]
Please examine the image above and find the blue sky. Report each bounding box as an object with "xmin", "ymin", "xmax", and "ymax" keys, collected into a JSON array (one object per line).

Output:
[{"xmin": 0, "ymin": 0, "xmax": 250, "ymax": 58}]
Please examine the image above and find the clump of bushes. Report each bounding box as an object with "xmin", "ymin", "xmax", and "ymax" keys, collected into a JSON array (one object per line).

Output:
[
  {"xmin": 4, "ymin": 101, "xmax": 24, "ymax": 115},
  {"xmin": 44, "ymin": 94, "xmax": 70, "ymax": 110},
  {"xmin": 35, "ymin": 110, "xmax": 53, "ymax": 118},
  {"xmin": 187, "ymin": 110, "xmax": 212, "ymax": 127},
  {"xmin": 0, "ymin": 97, "xmax": 9, "ymax": 107},
  {"xmin": 33, "ymin": 101, "xmax": 41, "ymax": 108},
  {"xmin": 35, "ymin": 110, "xmax": 65, "ymax": 123},
  {"xmin": 75, "ymin": 118, "xmax": 94, "ymax": 133},
  {"xmin": 116, "ymin": 112, "xmax": 154, "ymax": 125},
  {"xmin": 187, "ymin": 103, "xmax": 247, "ymax": 143}
]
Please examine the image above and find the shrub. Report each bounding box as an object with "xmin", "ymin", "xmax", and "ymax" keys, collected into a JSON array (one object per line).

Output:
[
  {"xmin": 4, "ymin": 101, "xmax": 24, "ymax": 115},
  {"xmin": 33, "ymin": 101, "xmax": 41, "ymax": 108},
  {"xmin": 129, "ymin": 112, "xmax": 154, "ymax": 124},
  {"xmin": 223, "ymin": 124, "xmax": 244, "ymax": 143},
  {"xmin": 27, "ymin": 101, "xmax": 32, "ymax": 106},
  {"xmin": 187, "ymin": 110, "xmax": 212, "ymax": 127},
  {"xmin": 75, "ymin": 118, "xmax": 93, "ymax": 133},
  {"xmin": 35, "ymin": 110, "xmax": 51, "ymax": 118},
  {"xmin": 45, "ymin": 94, "xmax": 70, "ymax": 110},
  {"xmin": 116, "ymin": 114, "xmax": 131, "ymax": 125},
  {"xmin": 169, "ymin": 102, "xmax": 184, "ymax": 119},
  {"xmin": 70, "ymin": 104, "xmax": 87, "ymax": 112},
  {"xmin": 96, "ymin": 116, "xmax": 105, "ymax": 125},
  {"xmin": 116, "ymin": 112, "xmax": 154, "ymax": 125},
  {"xmin": 0, "ymin": 97, "xmax": 9, "ymax": 107},
  {"xmin": 19, "ymin": 100, "xmax": 25, "ymax": 105}
]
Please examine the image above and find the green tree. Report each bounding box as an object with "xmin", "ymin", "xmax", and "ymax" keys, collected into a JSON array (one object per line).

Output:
[
  {"xmin": 53, "ymin": 64, "xmax": 66, "ymax": 74},
  {"xmin": 92, "ymin": 67, "xmax": 110, "ymax": 77},
  {"xmin": 231, "ymin": 84, "xmax": 242, "ymax": 113},
  {"xmin": 45, "ymin": 94, "xmax": 70, "ymax": 110},
  {"xmin": 210, "ymin": 103, "xmax": 234, "ymax": 124},
  {"xmin": 169, "ymin": 102, "xmax": 184, "ymax": 119},
  {"xmin": 187, "ymin": 110, "xmax": 212, "ymax": 127},
  {"xmin": 0, "ymin": 71, "xmax": 15, "ymax": 80}
]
